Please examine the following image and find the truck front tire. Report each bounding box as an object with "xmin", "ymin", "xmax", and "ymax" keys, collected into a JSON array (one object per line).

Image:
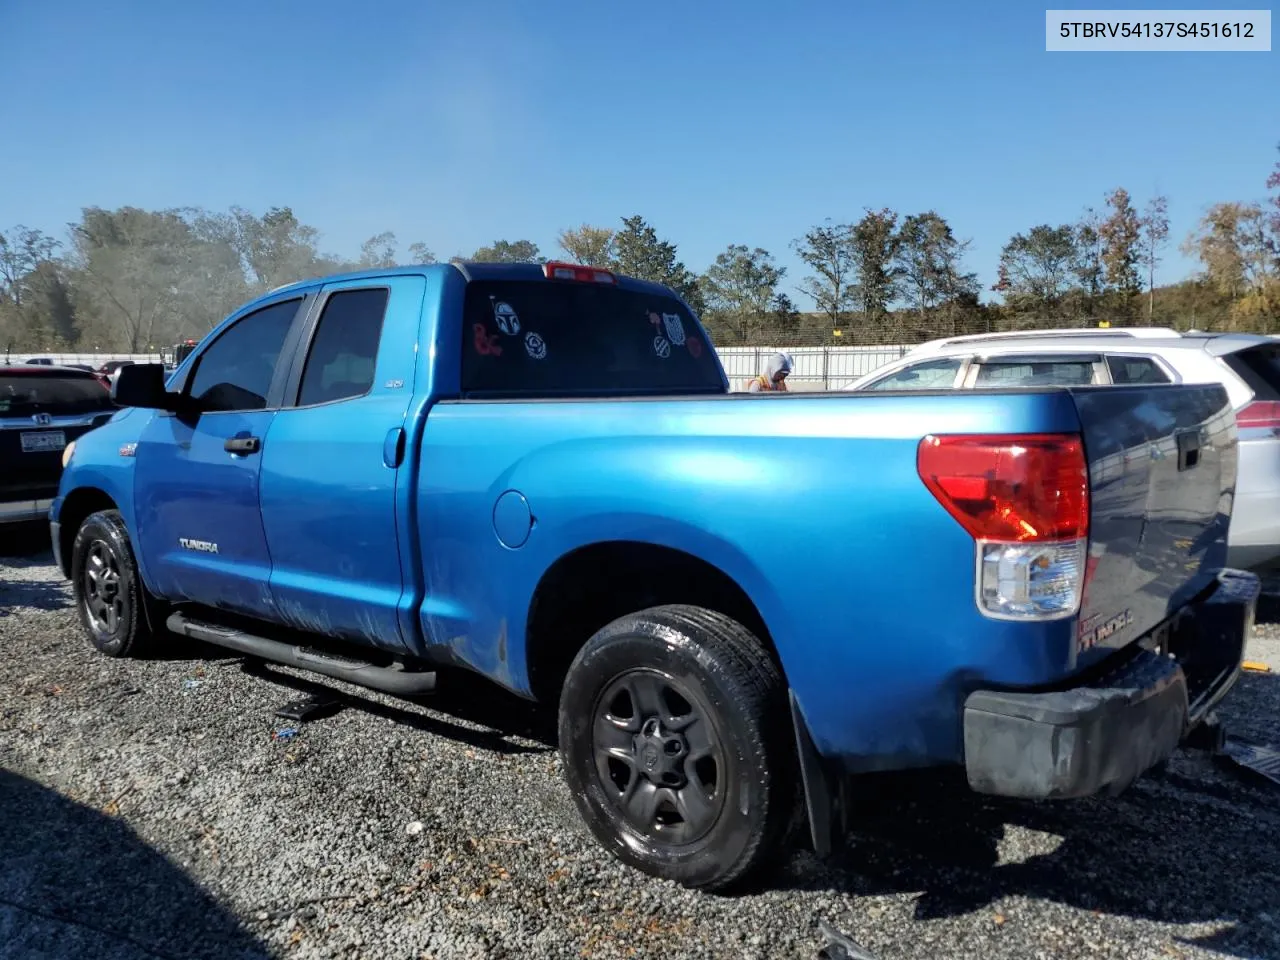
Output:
[
  {"xmin": 557, "ymin": 604, "xmax": 795, "ymax": 892},
  {"xmin": 71, "ymin": 509, "xmax": 155, "ymax": 658}
]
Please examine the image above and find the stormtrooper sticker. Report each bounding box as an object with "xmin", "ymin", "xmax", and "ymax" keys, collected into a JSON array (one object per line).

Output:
[
  {"xmin": 653, "ymin": 336, "xmax": 671, "ymax": 359},
  {"xmin": 492, "ymin": 300, "xmax": 521, "ymax": 336},
  {"xmin": 662, "ymin": 313, "xmax": 686, "ymax": 346},
  {"xmin": 525, "ymin": 331, "xmax": 547, "ymax": 360}
]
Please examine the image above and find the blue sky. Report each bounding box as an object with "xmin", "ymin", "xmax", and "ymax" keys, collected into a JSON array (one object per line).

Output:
[{"xmin": 1, "ymin": 0, "xmax": 1276, "ymax": 303}]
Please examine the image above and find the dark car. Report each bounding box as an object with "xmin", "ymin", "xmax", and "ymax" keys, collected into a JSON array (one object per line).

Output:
[{"xmin": 1, "ymin": 366, "xmax": 116, "ymax": 526}]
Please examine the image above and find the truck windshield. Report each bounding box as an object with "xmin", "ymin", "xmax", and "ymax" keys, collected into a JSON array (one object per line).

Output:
[
  {"xmin": 459, "ymin": 280, "xmax": 724, "ymax": 397},
  {"xmin": 0, "ymin": 375, "xmax": 113, "ymax": 416}
]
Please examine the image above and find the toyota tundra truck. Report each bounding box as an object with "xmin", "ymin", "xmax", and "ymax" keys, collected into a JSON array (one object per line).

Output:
[{"xmin": 50, "ymin": 260, "xmax": 1258, "ymax": 891}]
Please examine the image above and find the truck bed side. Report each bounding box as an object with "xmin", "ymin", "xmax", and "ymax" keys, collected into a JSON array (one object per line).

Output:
[{"xmin": 409, "ymin": 389, "xmax": 1094, "ymax": 767}]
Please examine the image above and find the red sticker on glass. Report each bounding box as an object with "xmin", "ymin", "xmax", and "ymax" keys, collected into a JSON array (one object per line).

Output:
[
  {"xmin": 686, "ymin": 337, "xmax": 703, "ymax": 359},
  {"xmin": 473, "ymin": 323, "xmax": 502, "ymax": 356}
]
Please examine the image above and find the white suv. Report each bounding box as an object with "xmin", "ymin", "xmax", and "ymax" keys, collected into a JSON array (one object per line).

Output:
[{"xmin": 843, "ymin": 327, "xmax": 1280, "ymax": 569}]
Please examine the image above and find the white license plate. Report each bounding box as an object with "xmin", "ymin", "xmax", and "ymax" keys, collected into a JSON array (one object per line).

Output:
[{"xmin": 20, "ymin": 430, "xmax": 66, "ymax": 453}]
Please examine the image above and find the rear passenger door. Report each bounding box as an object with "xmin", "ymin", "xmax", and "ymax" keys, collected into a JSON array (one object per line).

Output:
[{"xmin": 259, "ymin": 276, "xmax": 426, "ymax": 653}]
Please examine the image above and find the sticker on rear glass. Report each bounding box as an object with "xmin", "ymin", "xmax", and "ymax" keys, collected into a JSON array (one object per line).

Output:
[
  {"xmin": 473, "ymin": 323, "xmax": 502, "ymax": 356},
  {"xmin": 493, "ymin": 301, "xmax": 521, "ymax": 336},
  {"xmin": 653, "ymin": 336, "xmax": 671, "ymax": 359},
  {"xmin": 525, "ymin": 331, "xmax": 547, "ymax": 360},
  {"xmin": 647, "ymin": 311, "xmax": 663, "ymax": 332},
  {"xmin": 662, "ymin": 313, "xmax": 686, "ymax": 346},
  {"xmin": 686, "ymin": 337, "xmax": 703, "ymax": 359}
]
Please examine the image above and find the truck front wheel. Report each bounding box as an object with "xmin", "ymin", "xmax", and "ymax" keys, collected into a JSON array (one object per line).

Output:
[
  {"xmin": 71, "ymin": 509, "xmax": 155, "ymax": 658},
  {"xmin": 557, "ymin": 604, "xmax": 794, "ymax": 891}
]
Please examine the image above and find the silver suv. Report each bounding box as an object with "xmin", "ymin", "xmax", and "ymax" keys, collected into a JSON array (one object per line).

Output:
[{"xmin": 843, "ymin": 327, "xmax": 1280, "ymax": 569}]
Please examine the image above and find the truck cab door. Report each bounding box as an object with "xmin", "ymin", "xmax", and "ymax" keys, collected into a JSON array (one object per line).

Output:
[
  {"xmin": 258, "ymin": 276, "xmax": 425, "ymax": 653},
  {"xmin": 133, "ymin": 294, "xmax": 311, "ymax": 619}
]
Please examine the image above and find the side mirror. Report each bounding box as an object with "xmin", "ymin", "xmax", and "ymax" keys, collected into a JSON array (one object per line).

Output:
[{"xmin": 112, "ymin": 363, "xmax": 181, "ymax": 412}]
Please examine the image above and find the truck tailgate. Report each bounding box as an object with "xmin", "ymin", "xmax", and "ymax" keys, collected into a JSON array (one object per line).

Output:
[{"xmin": 1070, "ymin": 383, "xmax": 1237, "ymax": 667}]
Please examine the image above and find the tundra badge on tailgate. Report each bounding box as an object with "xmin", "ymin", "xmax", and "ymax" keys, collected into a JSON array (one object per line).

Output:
[{"xmin": 1077, "ymin": 608, "xmax": 1134, "ymax": 652}]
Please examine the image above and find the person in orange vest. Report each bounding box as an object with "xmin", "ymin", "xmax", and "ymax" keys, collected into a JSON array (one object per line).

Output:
[{"xmin": 745, "ymin": 351, "xmax": 793, "ymax": 392}]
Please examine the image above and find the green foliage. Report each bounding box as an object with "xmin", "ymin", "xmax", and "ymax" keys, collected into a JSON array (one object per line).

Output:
[
  {"xmin": 792, "ymin": 220, "xmax": 857, "ymax": 332},
  {"xmin": 700, "ymin": 244, "xmax": 785, "ymax": 344},
  {"xmin": 612, "ymin": 216, "xmax": 705, "ymax": 316},
  {"xmin": 557, "ymin": 225, "xmax": 616, "ymax": 267},
  {"xmin": 470, "ymin": 239, "xmax": 542, "ymax": 263},
  {"xmin": 850, "ymin": 208, "xmax": 900, "ymax": 324}
]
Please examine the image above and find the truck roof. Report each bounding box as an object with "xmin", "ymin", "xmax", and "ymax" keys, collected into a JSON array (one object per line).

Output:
[{"xmin": 254, "ymin": 261, "xmax": 679, "ymax": 313}]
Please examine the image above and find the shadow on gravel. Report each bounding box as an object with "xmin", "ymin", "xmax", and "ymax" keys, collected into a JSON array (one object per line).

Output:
[
  {"xmin": 240, "ymin": 659, "xmax": 557, "ymax": 754},
  {"xmin": 788, "ymin": 669, "xmax": 1280, "ymax": 960},
  {"xmin": 0, "ymin": 521, "xmax": 53, "ymax": 558},
  {"xmin": 0, "ymin": 574, "xmax": 70, "ymax": 613},
  {"xmin": 0, "ymin": 769, "xmax": 270, "ymax": 960},
  {"xmin": 0, "ymin": 543, "xmax": 70, "ymax": 614}
]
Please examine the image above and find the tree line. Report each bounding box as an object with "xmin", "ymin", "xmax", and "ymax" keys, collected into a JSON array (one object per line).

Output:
[{"xmin": 2, "ymin": 146, "xmax": 1278, "ymax": 355}]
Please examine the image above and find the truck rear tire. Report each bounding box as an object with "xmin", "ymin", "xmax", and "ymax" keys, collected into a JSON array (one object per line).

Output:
[
  {"xmin": 557, "ymin": 604, "xmax": 794, "ymax": 892},
  {"xmin": 71, "ymin": 509, "xmax": 155, "ymax": 658}
]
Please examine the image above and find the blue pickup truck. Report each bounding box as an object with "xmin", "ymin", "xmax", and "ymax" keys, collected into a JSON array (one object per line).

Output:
[{"xmin": 51, "ymin": 261, "xmax": 1258, "ymax": 891}]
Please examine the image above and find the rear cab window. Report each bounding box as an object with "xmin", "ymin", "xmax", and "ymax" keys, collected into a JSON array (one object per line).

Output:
[
  {"xmin": 460, "ymin": 279, "xmax": 723, "ymax": 397},
  {"xmin": 0, "ymin": 373, "xmax": 114, "ymax": 417}
]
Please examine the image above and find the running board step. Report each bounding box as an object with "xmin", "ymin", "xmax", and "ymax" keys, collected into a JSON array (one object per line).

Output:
[{"xmin": 166, "ymin": 612, "xmax": 437, "ymax": 696}]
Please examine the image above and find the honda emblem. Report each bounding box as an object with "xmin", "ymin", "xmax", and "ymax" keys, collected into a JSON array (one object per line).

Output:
[{"xmin": 32, "ymin": 413, "xmax": 52, "ymax": 426}]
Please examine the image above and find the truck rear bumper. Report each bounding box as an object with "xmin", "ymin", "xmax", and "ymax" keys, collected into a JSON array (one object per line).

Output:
[{"xmin": 962, "ymin": 568, "xmax": 1259, "ymax": 800}]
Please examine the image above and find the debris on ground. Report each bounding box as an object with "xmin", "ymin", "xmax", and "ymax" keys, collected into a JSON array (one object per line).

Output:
[
  {"xmin": 1243, "ymin": 660, "xmax": 1273, "ymax": 673},
  {"xmin": 274, "ymin": 694, "xmax": 344, "ymax": 723},
  {"xmin": 1218, "ymin": 738, "xmax": 1280, "ymax": 787},
  {"xmin": 816, "ymin": 918, "xmax": 880, "ymax": 960},
  {"xmin": 271, "ymin": 727, "xmax": 298, "ymax": 742}
]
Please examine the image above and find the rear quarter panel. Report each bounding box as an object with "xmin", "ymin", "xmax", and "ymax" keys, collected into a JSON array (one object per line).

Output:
[{"xmin": 413, "ymin": 388, "xmax": 1089, "ymax": 769}]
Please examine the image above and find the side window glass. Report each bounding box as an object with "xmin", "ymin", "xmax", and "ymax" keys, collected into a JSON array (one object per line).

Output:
[
  {"xmin": 297, "ymin": 288, "xmax": 389, "ymax": 406},
  {"xmin": 1107, "ymin": 355, "xmax": 1170, "ymax": 384},
  {"xmin": 864, "ymin": 358, "xmax": 962, "ymax": 391},
  {"xmin": 188, "ymin": 299, "xmax": 300, "ymax": 412},
  {"xmin": 975, "ymin": 359, "xmax": 1095, "ymax": 387}
]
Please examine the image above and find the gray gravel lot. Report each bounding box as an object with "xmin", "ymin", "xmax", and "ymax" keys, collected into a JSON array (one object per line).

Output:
[{"xmin": 2, "ymin": 527, "xmax": 1279, "ymax": 960}]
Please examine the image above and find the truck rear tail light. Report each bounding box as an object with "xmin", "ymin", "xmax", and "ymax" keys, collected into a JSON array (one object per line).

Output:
[
  {"xmin": 543, "ymin": 261, "xmax": 616, "ymax": 284},
  {"xmin": 1236, "ymin": 400, "xmax": 1280, "ymax": 431},
  {"xmin": 917, "ymin": 433, "xmax": 1090, "ymax": 621}
]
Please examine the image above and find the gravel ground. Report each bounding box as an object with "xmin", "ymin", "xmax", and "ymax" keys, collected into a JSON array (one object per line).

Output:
[{"xmin": 2, "ymin": 527, "xmax": 1279, "ymax": 960}]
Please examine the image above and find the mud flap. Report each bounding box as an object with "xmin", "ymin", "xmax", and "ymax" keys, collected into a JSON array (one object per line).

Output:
[{"xmin": 790, "ymin": 690, "xmax": 844, "ymax": 857}]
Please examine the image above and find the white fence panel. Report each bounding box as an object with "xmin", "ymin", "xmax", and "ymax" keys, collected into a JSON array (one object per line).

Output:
[{"xmin": 716, "ymin": 344, "xmax": 910, "ymax": 390}]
